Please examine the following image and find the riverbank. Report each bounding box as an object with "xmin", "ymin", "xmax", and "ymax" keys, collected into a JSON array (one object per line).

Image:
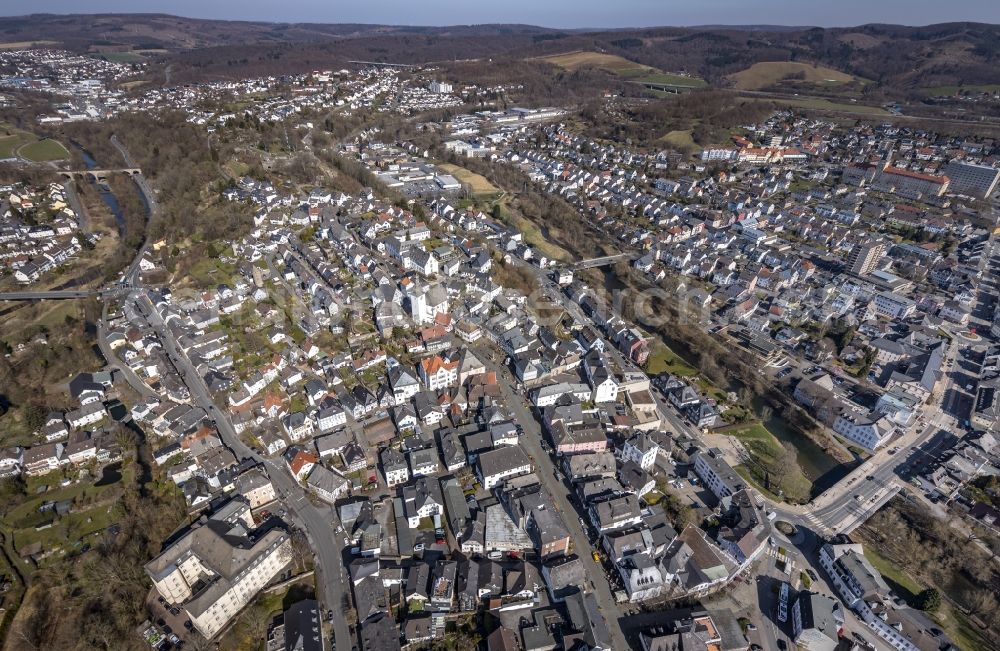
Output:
[
  {"xmin": 71, "ymin": 141, "xmax": 150, "ymax": 281},
  {"xmin": 714, "ymin": 422, "xmax": 813, "ymax": 503},
  {"xmin": 596, "ymin": 264, "xmax": 850, "ymax": 484}
]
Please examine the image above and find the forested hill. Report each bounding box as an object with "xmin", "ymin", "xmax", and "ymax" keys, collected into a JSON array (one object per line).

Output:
[
  {"xmin": 4, "ymin": 13, "xmax": 1000, "ymax": 91},
  {"xmin": 0, "ymin": 13, "xmax": 561, "ymax": 50}
]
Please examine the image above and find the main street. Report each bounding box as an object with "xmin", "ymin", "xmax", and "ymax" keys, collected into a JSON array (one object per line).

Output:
[
  {"xmin": 508, "ymin": 255, "xmax": 951, "ymax": 650},
  {"xmin": 0, "ymin": 290, "xmax": 95, "ymax": 300},
  {"xmin": 133, "ymin": 290, "xmax": 352, "ymax": 651},
  {"xmin": 466, "ymin": 338, "xmax": 632, "ymax": 651}
]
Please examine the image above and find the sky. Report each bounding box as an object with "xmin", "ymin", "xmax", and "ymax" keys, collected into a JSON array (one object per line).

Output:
[{"xmin": 10, "ymin": 0, "xmax": 1000, "ymax": 29}]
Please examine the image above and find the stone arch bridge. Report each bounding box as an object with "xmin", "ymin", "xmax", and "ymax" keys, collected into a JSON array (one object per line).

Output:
[{"xmin": 59, "ymin": 168, "xmax": 142, "ymax": 183}]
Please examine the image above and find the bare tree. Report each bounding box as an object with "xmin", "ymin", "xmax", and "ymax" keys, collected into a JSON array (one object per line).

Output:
[
  {"xmin": 240, "ymin": 595, "xmax": 274, "ymax": 643},
  {"xmin": 288, "ymin": 529, "xmax": 311, "ymax": 572},
  {"xmin": 758, "ymin": 404, "xmax": 773, "ymax": 423}
]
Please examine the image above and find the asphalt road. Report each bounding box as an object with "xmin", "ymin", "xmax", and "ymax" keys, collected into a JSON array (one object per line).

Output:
[
  {"xmin": 110, "ymin": 135, "xmax": 154, "ymax": 286},
  {"xmin": 505, "ymin": 256, "xmax": 940, "ymax": 648},
  {"xmin": 96, "ymin": 315, "xmax": 158, "ymax": 399},
  {"xmin": 137, "ymin": 291, "xmax": 352, "ymax": 651},
  {"xmin": 466, "ymin": 338, "xmax": 631, "ymax": 651},
  {"xmin": 0, "ymin": 290, "xmax": 95, "ymax": 300}
]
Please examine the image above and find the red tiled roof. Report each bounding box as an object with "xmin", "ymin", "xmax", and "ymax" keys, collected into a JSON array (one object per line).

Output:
[{"xmin": 883, "ymin": 166, "xmax": 948, "ymax": 185}]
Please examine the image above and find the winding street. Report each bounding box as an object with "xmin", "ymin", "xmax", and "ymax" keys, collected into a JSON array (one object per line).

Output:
[{"xmin": 133, "ymin": 290, "xmax": 352, "ymax": 651}]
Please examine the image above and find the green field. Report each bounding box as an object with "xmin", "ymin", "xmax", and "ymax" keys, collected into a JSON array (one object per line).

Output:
[
  {"xmin": 659, "ymin": 129, "xmax": 696, "ymax": 149},
  {"xmin": 727, "ymin": 423, "xmax": 812, "ymax": 503},
  {"xmin": 752, "ymin": 96, "xmax": 889, "ymax": 116},
  {"xmin": 728, "ymin": 61, "xmax": 860, "ymax": 90},
  {"xmin": 631, "ymin": 72, "xmax": 708, "ymax": 88},
  {"xmin": 509, "ymin": 213, "xmax": 572, "ymax": 263},
  {"xmin": 645, "ymin": 341, "xmax": 698, "ymax": 377},
  {"xmin": 0, "ymin": 133, "xmax": 30, "ymax": 159},
  {"xmin": 860, "ymin": 542, "xmax": 994, "ymax": 651},
  {"xmin": 19, "ymin": 138, "xmax": 70, "ymax": 162},
  {"xmin": 92, "ymin": 52, "xmax": 146, "ymax": 63},
  {"xmin": 7, "ymin": 468, "xmax": 126, "ymax": 560},
  {"xmin": 539, "ymin": 51, "xmax": 651, "ymax": 75},
  {"xmin": 223, "ymin": 160, "xmax": 251, "ymax": 179},
  {"xmin": 861, "ymin": 544, "xmax": 923, "ymax": 600},
  {"xmin": 0, "ymin": 128, "xmax": 70, "ymax": 161},
  {"xmin": 188, "ymin": 257, "xmax": 238, "ymax": 288},
  {"xmin": 0, "ymin": 40, "xmax": 58, "ymax": 50},
  {"xmin": 537, "ymin": 50, "xmax": 706, "ymax": 88}
]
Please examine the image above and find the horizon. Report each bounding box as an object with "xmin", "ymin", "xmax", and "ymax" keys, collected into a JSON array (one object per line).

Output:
[{"xmin": 4, "ymin": 1, "xmax": 999, "ymax": 30}]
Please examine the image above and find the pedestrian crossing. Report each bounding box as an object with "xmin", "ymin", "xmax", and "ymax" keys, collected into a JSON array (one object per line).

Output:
[{"xmin": 799, "ymin": 511, "xmax": 835, "ymax": 536}]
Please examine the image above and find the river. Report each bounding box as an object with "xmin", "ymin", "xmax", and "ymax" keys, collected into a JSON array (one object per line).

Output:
[
  {"xmin": 600, "ymin": 268, "xmax": 851, "ymax": 493},
  {"xmin": 71, "ymin": 142, "xmax": 130, "ymax": 236}
]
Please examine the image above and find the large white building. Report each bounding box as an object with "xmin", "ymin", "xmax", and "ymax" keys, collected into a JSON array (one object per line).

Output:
[
  {"xmin": 942, "ymin": 161, "xmax": 1000, "ymax": 198},
  {"xmin": 832, "ymin": 410, "xmax": 893, "ymax": 451},
  {"xmin": 620, "ymin": 432, "xmax": 660, "ymax": 471},
  {"xmin": 66, "ymin": 401, "xmax": 106, "ymax": 428},
  {"xmin": 700, "ymin": 147, "xmax": 738, "ymax": 162},
  {"xmin": 418, "ymin": 354, "xmax": 458, "ymax": 391},
  {"xmin": 317, "ymin": 405, "xmax": 346, "ymax": 432},
  {"xmin": 819, "ymin": 542, "xmax": 919, "ymax": 651},
  {"xmin": 477, "ymin": 446, "xmax": 532, "ymax": 490},
  {"xmin": 875, "ymin": 166, "xmax": 949, "ymax": 197},
  {"xmin": 408, "ymin": 283, "xmax": 449, "ymax": 325},
  {"xmin": 532, "ymin": 382, "xmax": 591, "ymax": 408},
  {"xmin": 692, "ymin": 449, "xmax": 745, "ymax": 501},
  {"xmin": 144, "ymin": 499, "xmax": 292, "ymax": 639},
  {"xmin": 381, "ymin": 448, "xmax": 410, "ymax": 487},
  {"xmin": 873, "ymin": 291, "xmax": 916, "ymax": 320},
  {"xmin": 584, "ymin": 354, "xmax": 619, "ymax": 404}
]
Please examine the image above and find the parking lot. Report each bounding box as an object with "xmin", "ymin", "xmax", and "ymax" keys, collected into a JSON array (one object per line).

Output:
[
  {"xmin": 144, "ymin": 589, "xmax": 195, "ymax": 649},
  {"xmin": 661, "ymin": 466, "xmax": 718, "ymax": 513}
]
